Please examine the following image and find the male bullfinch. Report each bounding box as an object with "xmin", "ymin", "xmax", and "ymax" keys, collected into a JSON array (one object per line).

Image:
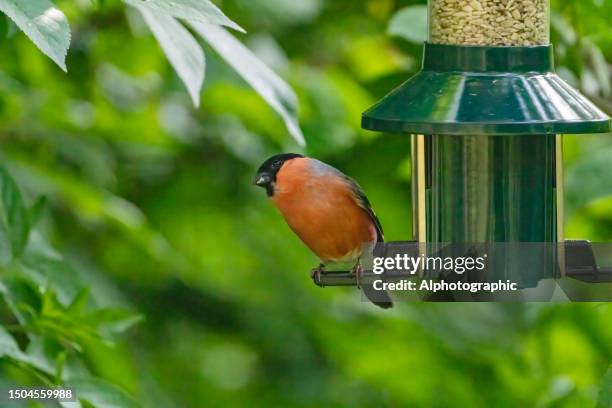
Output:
[{"xmin": 254, "ymin": 153, "xmax": 393, "ymax": 309}]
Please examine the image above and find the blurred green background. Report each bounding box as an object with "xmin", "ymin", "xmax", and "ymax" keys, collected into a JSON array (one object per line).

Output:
[{"xmin": 0, "ymin": 0, "xmax": 611, "ymax": 407}]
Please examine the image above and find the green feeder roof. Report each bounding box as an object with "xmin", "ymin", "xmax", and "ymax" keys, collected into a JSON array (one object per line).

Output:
[{"xmin": 362, "ymin": 43, "xmax": 612, "ymax": 135}]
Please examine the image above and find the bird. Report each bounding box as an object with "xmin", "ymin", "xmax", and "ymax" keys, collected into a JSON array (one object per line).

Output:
[{"xmin": 254, "ymin": 153, "xmax": 393, "ymax": 309}]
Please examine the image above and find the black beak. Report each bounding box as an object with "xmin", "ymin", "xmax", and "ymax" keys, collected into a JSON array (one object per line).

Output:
[{"xmin": 254, "ymin": 173, "xmax": 272, "ymax": 187}]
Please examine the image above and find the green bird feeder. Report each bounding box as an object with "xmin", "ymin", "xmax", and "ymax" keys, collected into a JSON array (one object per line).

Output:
[
  {"xmin": 363, "ymin": 0, "xmax": 610, "ymax": 248},
  {"xmin": 312, "ymin": 0, "xmax": 612, "ymax": 295}
]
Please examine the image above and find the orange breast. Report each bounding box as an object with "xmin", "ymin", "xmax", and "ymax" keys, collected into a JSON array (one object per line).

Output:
[{"xmin": 271, "ymin": 158, "xmax": 377, "ymax": 263}]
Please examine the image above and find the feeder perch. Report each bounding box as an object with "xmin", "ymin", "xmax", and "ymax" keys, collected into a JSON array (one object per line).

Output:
[{"xmin": 314, "ymin": 0, "xmax": 612, "ymax": 291}]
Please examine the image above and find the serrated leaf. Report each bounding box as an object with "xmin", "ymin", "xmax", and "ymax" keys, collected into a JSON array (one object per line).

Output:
[
  {"xmin": 190, "ymin": 23, "xmax": 305, "ymax": 146},
  {"xmin": 598, "ymin": 366, "xmax": 612, "ymax": 408},
  {"xmin": 66, "ymin": 376, "xmax": 140, "ymax": 408},
  {"xmin": 0, "ymin": 166, "xmax": 30, "ymax": 260},
  {"xmin": 0, "ymin": 0, "xmax": 71, "ymax": 71},
  {"xmin": 138, "ymin": 8, "xmax": 205, "ymax": 107},
  {"xmin": 388, "ymin": 5, "xmax": 428, "ymax": 44},
  {"xmin": 123, "ymin": 0, "xmax": 244, "ymax": 33}
]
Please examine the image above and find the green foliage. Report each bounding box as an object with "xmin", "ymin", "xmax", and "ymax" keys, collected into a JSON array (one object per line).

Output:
[
  {"xmin": 190, "ymin": 22, "xmax": 305, "ymax": 146},
  {"xmin": 0, "ymin": 166, "xmax": 141, "ymax": 407},
  {"xmin": 0, "ymin": 0, "xmax": 305, "ymax": 144},
  {"xmin": 0, "ymin": 0, "xmax": 70, "ymax": 70},
  {"xmin": 123, "ymin": 0, "xmax": 244, "ymax": 32},
  {"xmin": 137, "ymin": 8, "xmax": 205, "ymax": 107},
  {"xmin": 0, "ymin": 166, "xmax": 31, "ymax": 259},
  {"xmin": 598, "ymin": 366, "xmax": 612, "ymax": 408},
  {"xmin": 66, "ymin": 376, "xmax": 140, "ymax": 408}
]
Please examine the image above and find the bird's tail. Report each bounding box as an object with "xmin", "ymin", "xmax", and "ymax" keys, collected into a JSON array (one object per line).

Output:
[
  {"xmin": 361, "ymin": 240, "xmax": 394, "ymax": 309},
  {"xmin": 361, "ymin": 284, "xmax": 393, "ymax": 309}
]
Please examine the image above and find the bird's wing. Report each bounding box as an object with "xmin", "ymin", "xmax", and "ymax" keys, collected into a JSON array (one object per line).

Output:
[
  {"xmin": 343, "ymin": 175, "xmax": 384, "ymax": 243},
  {"xmin": 310, "ymin": 159, "xmax": 384, "ymax": 243}
]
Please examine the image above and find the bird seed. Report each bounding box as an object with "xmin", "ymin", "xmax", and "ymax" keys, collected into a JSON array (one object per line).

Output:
[{"xmin": 429, "ymin": 0, "xmax": 549, "ymax": 46}]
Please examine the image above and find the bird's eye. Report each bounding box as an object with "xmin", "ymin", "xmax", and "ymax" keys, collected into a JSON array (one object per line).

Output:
[{"xmin": 273, "ymin": 160, "xmax": 282, "ymax": 168}]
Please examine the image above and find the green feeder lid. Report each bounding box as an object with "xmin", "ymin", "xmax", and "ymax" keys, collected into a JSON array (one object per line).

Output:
[{"xmin": 362, "ymin": 43, "xmax": 612, "ymax": 135}]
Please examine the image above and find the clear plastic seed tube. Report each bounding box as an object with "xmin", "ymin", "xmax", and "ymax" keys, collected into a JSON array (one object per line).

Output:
[{"xmin": 429, "ymin": 0, "xmax": 550, "ymax": 46}]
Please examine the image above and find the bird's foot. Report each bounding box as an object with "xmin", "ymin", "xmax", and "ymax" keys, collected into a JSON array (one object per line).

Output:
[
  {"xmin": 351, "ymin": 261, "xmax": 364, "ymax": 289},
  {"xmin": 311, "ymin": 264, "xmax": 325, "ymax": 287}
]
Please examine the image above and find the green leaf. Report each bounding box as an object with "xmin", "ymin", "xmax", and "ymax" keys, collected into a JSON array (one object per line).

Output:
[
  {"xmin": 123, "ymin": 0, "xmax": 244, "ymax": 33},
  {"xmin": 67, "ymin": 288, "xmax": 90, "ymax": 316},
  {"xmin": 85, "ymin": 308, "xmax": 144, "ymax": 335},
  {"xmin": 54, "ymin": 349, "xmax": 67, "ymax": 383},
  {"xmin": 0, "ymin": 326, "xmax": 52, "ymax": 374},
  {"xmin": 29, "ymin": 196, "xmax": 47, "ymax": 229},
  {"xmin": 190, "ymin": 23, "xmax": 305, "ymax": 146},
  {"xmin": 3, "ymin": 155, "xmax": 187, "ymax": 273},
  {"xmin": 21, "ymin": 253, "xmax": 84, "ymax": 307},
  {"xmin": 138, "ymin": 8, "xmax": 205, "ymax": 107},
  {"xmin": 0, "ymin": 0, "xmax": 71, "ymax": 71},
  {"xmin": 388, "ymin": 5, "xmax": 428, "ymax": 44},
  {"xmin": 585, "ymin": 40, "xmax": 611, "ymax": 97},
  {"xmin": 66, "ymin": 376, "xmax": 140, "ymax": 408},
  {"xmin": 0, "ymin": 275, "xmax": 41, "ymax": 324},
  {"xmin": 0, "ymin": 325, "xmax": 28, "ymax": 360},
  {"xmin": 598, "ymin": 366, "xmax": 612, "ymax": 408},
  {"xmin": 0, "ymin": 166, "xmax": 30, "ymax": 259},
  {"xmin": 25, "ymin": 336, "xmax": 65, "ymax": 377}
]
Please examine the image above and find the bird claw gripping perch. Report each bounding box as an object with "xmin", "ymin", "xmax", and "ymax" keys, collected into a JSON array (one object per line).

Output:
[
  {"xmin": 311, "ymin": 264, "xmax": 325, "ymax": 287},
  {"xmin": 351, "ymin": 261, "xmax": 364, "ymax": 289}
]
